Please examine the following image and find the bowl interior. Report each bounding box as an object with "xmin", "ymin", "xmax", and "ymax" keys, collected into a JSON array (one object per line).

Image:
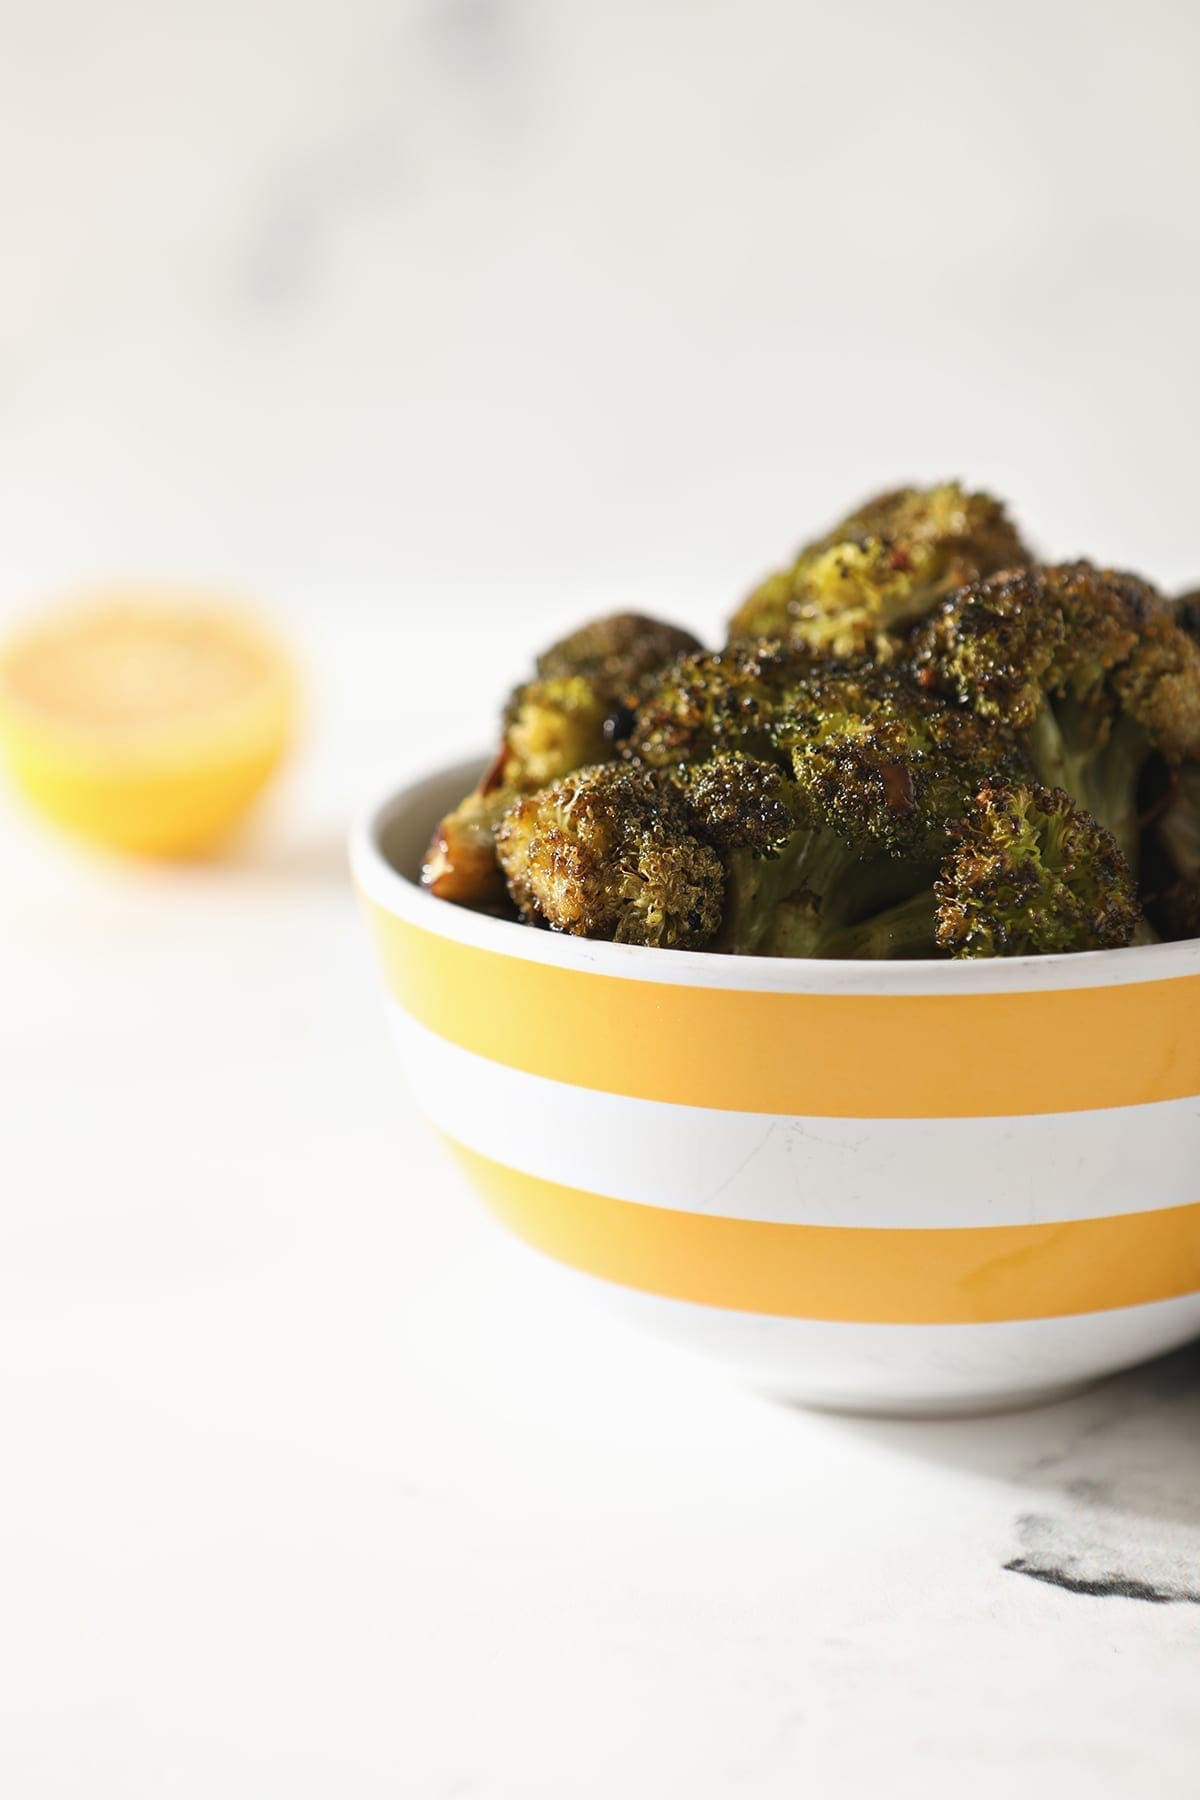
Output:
[{"xmin": 375, "ymin": 755, "xmax": 488, "ymax": 886}]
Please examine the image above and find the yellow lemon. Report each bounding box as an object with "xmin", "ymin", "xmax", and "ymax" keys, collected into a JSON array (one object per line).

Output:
[{"xmin": 0, "ymin": 592, "xmax": 297, "ymax": 856}]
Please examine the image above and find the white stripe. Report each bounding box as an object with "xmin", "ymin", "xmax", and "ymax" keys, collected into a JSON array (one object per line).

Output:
[
  {"xmin": 539, "ymin": 1270, "xmax": 1200, "ymax": 1413},
  {"xmin": 393, "ymin": 1011, "xmax": 1200, "ymax": 1229}
]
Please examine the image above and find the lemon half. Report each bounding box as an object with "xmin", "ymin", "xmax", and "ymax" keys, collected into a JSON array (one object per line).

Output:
[{"xmin": 0, "ymin": 593, "xmax": 297, "ymax": 856}]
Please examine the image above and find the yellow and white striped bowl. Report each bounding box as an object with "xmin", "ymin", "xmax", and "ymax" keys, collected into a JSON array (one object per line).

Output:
[{"xmin": 353, "ymin": 758, "xmax": 1200, "ymax": 1415}]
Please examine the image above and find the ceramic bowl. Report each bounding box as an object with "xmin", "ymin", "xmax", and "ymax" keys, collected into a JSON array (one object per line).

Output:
[{"xmin": 352, "ymin": 756, "xmax": 1200, "ymax": 1416}]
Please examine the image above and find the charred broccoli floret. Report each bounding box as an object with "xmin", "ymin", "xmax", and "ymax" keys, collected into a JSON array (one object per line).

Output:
[
  {"xmin": 704, "ymin": 667, "xmax": 1014, "ymax": 954},
  {"xmin": 729, "ymin": 482, "xmax": 1029, "ymax": 659},
  {"xmin": 780, "ymin": 666, "xmax": 1016, "ymax": 855},
  {"xmin": 913, "ymin": 562, "xmax": 1200, "ymax": 866},
  {"xmin": 665, "ymin": 751, "xmax": 798, "ymax": 855},
  {"xmin": 495, "ymin": 669, "xmax": 1009, "ymax": 956},
  {"xmin": 909, "ymin": 568, "xmax": 1063, "ymax": 727},
  {"xmin": 936, "ymin": 781, "xmax": 1142, "ymax": 957},
  {"xmin": 424, "ymin": 484, "xmax": 1199, "ymax": 959},
  {"xmin": 423, "ymin": 612, "xmax": 700, "ymax": 905},
  {"xmin": 421, "ymin": 780, "xmax": 512, "ymax": 909},
  {"xmin": 532, "ymin": 612, "xmax": 702, "ymax": 691},
  {"xmin": 495, "ymin": 762, "xmax": 724, "ymax": 947},
  {"xmin": 820, "ymin": 783, "xmax": 1142, "ymax": 959},
  {"xmin": 422, "ymin": 678, "xmax": 613, "ymax": 908},
  {"xmin": 627, "ymin": 640, "xmax": 813, "ymax": 769}
]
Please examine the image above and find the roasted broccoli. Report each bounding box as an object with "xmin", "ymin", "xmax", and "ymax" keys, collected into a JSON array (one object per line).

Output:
[
  {"xmin": 626, "ymin": 640, "xmax": 813, "ymax": 770},
  {"xmin": 427, "ymin": 486, "xmax": 1200, "ymax": 956},
  {"xmin": 717, "ymin": 667, "xmax": 1017, "ymax": 954},
  {"xmin": 531, "ymin": 612, "xmax": 703, "ymax": 692},
  {"xmin": 422, "ymin": 612, "xmax": 700, "ymax": 905},
  {"xmin": 936, "ymin": 781, "xmax": 1142, "ymax": 956},
  {"xmin": 819, "ymin": 783, "xmax": 1142, "ymax": 959},
  {"xmin": 728, "ymin": 482, "xmax": 1029, "ymax": 659},
  {"xmin": 912, "ymin": 562, "xmax": 1200, "ymax": 867},
  {"xmin": 495, "ymin": 762, "xmax": 724, "ymax": 947},
  {"xmin": 494, "ymin": 671, "xmax": 1043, "ymax": 957},
  {"xmin": 617, "ymin": 648, "xmax": 1006, "ymax": 953},
  {"xmin": 665, "ymin": 750, "xmax": 798, "ymax": 856}
]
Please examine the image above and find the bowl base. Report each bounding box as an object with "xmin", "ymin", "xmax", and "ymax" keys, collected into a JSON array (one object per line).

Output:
[{"xmin": 780, "ymin": 1376, "xmax": 1099, "ymax": 1420}]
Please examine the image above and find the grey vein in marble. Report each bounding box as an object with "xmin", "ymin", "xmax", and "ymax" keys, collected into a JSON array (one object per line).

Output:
[{"xmin": 1002, "ymin": 1345, "xmax": 1200, "ymax": 1604}]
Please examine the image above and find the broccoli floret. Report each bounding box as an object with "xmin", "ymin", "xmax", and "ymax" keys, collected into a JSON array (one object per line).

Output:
[
  {"xmin": 423, "ymin": 500, "xmax": 1194, "ymax": 961},
  {"xmin": 936, "ymin": 781, "xmax": 1143, "ymax": 956},
  {"xmin": 628, "ymin": 640, "xmax": 814, "ymax": 769},
  {"xmin": 494, "ymin": 669, "xmax": 1004, "ymax": 956},
  {"xmin": 912, "ymin": 562, "xmax": 1200, "ymax": 867},
  {"xmin": 420, "ymin": 780, "xmax": 513, "ymax": 910},
  {"xmin": 729, "ymin": 482, "xmax": 1029, "ymax": 659},
  {"xmin": 665, "ymin": 751, "xmax": 798, "ymax": 855},
  {"xmin": 689, "ymin": 667, "xmax": 1013, "ymax": 954},
  {"xmin": 495, "ymin": 762, "xmax": 725, "ymax": 947},
  {"xmin": 499, "ymin": 674, "xmax": 614, "ymax": 790},
  {"xmin": 910, "ymin": 568, "xmax": 1063, "ymax": 727},
  {"xmin": 821, "ymin": 783, "xmax": 1142, "ymax": 959},
  {"xmin": 534, "ymin": 612, "xmax": 702, "ymax": 689},
  {"xmin": 423, "ymin": 612, "xmax": 699, "ymax": 905},
  {"xmin": 780, "ymin": 666, "xmax": 1016, "ymax": 856},
  {"xmin": 422, "ymin": 677, "xmax": 612, "ymax": 905}
]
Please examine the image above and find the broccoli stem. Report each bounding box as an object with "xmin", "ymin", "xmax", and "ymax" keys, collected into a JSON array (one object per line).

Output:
[
  {"xmin": 1028, "ymin": 703, "xmax": 1146, "ymax": 870},
  {"xmin": 817, "ymin": 890, "xmax": 941, "ymax": 960},
  {"xmin": 722, "ymin": 826, "xmax": 933, "ymax": 957},
  {"xmin": 717, "ymin": 826, "xmax": 818, "ymax": 953}
]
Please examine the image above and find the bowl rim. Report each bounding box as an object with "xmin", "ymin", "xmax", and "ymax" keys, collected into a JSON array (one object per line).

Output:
[{"xmin": 350, "ymin": 753, "xmax": 1200, "ymax": 996}]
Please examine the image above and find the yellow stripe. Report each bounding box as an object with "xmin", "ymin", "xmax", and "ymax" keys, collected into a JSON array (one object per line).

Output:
[
  {"xmin": 367, "ymin": 908, "xmax": 1200, "ymax": 1118},
  {"xmin": 449, "ymin": 1143, "xmax": 1200, "ymax": 1325}
]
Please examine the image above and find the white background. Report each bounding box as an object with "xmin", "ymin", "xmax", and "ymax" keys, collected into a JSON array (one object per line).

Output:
[
  {"xmin": 2, "ymin": 3, "xmax": 1199, "ymax": 1794},
  {"xmin": 2, "ymin": 0, "xmax": 1200, "ymax": 612}
]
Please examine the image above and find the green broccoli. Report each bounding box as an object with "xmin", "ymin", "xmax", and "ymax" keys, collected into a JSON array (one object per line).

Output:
[
  {"xmin": 728, "ymin": 482, "xmax": 1029, "ymax": 659},
  {"xmin": 423, "ymin": 612, "xmax": 700, "ymax": 905},
  {"xmin": 495, "ymin": 762, "xmax": 724, "ymax": 948},
  {"xmin": 427, "ymin": 487, "xmax": 1200, "ymax": 959},
  {"xmin": 912, "ymin": 562, "xmax": 1200, "ymax": 868},
  {"xmin": 820, "ymin": 783, "xmax": 1143, "ymax": 959},
  {"xmin": 626, "ymin": 641, "xmax": 814, "ymax": 770},
  {"xmin": 936, "ymin": 781, "xmax": 1143, "ymax": 957},
  {"xmin": 492, "ymin": 668, "xmax": 1010, "ymax": 956},
  {"xmin": 532, "ymin": 613, "xmax": 703, "ymax": 692},
  {"xmin": 664, "ymin": 666, "xmax": 1015, "ymax": 955}
]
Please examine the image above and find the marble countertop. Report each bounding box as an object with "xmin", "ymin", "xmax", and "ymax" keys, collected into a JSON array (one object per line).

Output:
[{"xmin": 2, "ymin": 598, "xmax": 1197, "ymax": 1798}]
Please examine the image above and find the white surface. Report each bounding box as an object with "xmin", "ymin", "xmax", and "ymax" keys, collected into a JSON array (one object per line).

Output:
[
  {"xmin": 2, "ymin": 0, "xmax": 1200, "ymax": 1790},
  {"xmin": 1, "ymin": 1, "xmax": 1200, "ymax": 610}
]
